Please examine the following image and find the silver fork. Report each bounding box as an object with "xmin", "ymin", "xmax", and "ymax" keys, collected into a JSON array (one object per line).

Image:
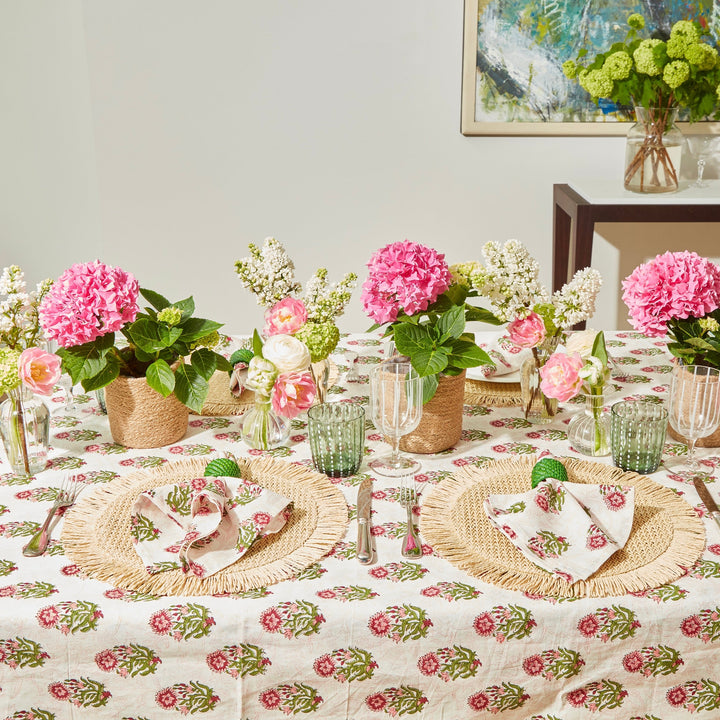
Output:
[
  {"xmin": 399, "ymin": 477, "xmax": 422, "ymax": 558},
  {"xmin": 23, "ymin": 476, "xmax": 84, "ymax": 557}
]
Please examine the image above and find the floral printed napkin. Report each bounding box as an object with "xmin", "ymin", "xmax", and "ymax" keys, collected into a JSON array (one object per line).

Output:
[
  {"xmin": 467, "ymin": 330, "xmax": 529, "ymax": 380},
  {"xmin": 130, "ymin": 476, "xmax": 292, "ymax": 578},
  {"xmin": 484, "ymin": 479, "xmax": 635, "ymax": 583}
]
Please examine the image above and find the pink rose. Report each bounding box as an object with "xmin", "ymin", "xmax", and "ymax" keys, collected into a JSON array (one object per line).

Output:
[
  {"xmin": 264, "ymin": 297, "xmax": 308, "ymax": 336},
  {"xmin": 272, "ymin": 371, "xmax": 316, "ymax": 419},
  {"xmin": 539, "ymin": 352, "xmax": 584, "ymax": 402},
  {"xmin": 507, "ymin": 312, "xmax": 546, "ymax": 348},
  {"xmin": 18, "ymin": 347, "xmax": 61, "ymax": 395}
]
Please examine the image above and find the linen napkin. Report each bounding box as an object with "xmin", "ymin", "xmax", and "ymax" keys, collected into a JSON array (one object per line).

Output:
[
  {"xmin": 468, "ymin": 330, "xmax": 530, "ymax": 379},
  {"xmin": 484, "ymin": 479, "xmax": 635, "ymax": 583},
  {"xmin": 130, "ymin": 476, "xmax": 291, "ymax": 578}
]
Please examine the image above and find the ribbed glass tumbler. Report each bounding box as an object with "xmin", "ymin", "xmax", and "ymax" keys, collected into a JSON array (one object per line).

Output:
[
  {"xmin": 611, "ymin": 400, "xmax": 668, "ymax": 474},
  {"xmin": 307, "ymin": 403, "xmax": 365, "ymax": 477}
]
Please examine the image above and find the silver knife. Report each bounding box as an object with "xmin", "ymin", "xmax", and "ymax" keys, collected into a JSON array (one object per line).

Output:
[
  {"xmin": 693, "ymin": 478, "xmax": 720, "ymax": 533},
  {"xmin": 356, "ymin": 478, "xmax": 373, "ymax": 564}
]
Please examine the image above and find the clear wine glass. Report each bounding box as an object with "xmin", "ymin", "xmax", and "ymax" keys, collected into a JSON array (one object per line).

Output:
[
  {"xmin": 369, "ymin": 360, "xmax": 423, "ymax": 477},
  {"xmin": 667, "ymin": 365, "xmax": 720, "ymax": 477},
  {"xmin": 686, "ymin": 136, "xmax": 720, "ymax": 188}
]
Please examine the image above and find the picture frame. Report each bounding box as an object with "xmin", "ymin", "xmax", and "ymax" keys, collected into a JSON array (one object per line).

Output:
[{"xmin": 460, "ymin": 0, "xmax": 720, "ymax": 137}]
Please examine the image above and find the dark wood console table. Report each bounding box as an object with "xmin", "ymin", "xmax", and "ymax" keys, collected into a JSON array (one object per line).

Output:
[{"xmin": 552, "ymin": 180, "xmax": 720, "ymax": 293}]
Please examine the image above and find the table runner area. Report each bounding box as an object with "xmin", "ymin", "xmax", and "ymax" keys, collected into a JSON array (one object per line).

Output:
[{"xmin": 0, "ymin": 331, "xmax": 719, "ymax": 719}]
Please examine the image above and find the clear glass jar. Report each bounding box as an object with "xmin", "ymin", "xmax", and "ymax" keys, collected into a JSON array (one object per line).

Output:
[
  {"xmin": 0, "ymin": 386, "xmax": 50, "ymax": 477},
  {"xmin": 520, "ymin": 339, "xmax": 559, "ymax": 425},
  {"xmin": 567, "ymin": 392, "xmax": 611, "ymax": 457},
  {"xmin": 241, "ymin": 395, "xmax": 291, "ymax": 450},
  {"xmin": 624, "ymin": 106, "xmax": 683, "ymax": 194}
]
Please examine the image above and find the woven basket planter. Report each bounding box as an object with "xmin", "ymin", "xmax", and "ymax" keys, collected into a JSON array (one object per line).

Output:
[
  {"xmin": 105, "ymin": 374, "xmax": 189, "ymax": 449},
  {"xmin": 400, "ymin": 371, "xmax": 466, "ymax": 454}
]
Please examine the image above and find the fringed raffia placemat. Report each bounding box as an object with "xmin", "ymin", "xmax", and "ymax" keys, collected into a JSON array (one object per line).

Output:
[
  {"xmin": 62, "ymin": 457, "xmax": 348, "ymax": 596},
  {"xmin": 464, "ymin": 378, "xmax": 522, "ymax": 407},
  {"xmin": 194, "ymin": 360, "xmax": 340, "ymax": 416},
  {"xmin": 421, "ymin": 456, "xmax": 704, "ymax": 598}
]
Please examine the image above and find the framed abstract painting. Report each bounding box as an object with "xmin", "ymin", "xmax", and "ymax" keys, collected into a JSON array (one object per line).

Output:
[{"xmin": 461, "ymin": 0, "xmax": 719, "ymax": 136}]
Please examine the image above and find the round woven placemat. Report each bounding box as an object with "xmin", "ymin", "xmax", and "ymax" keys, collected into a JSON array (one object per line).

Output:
[
  {"xmin": 193, "ymin": 360, "xmax": 340, "ymax": 416},
  {"xmin": 421, "ymin": 456, "xmax": 705, "ymax": 598},
  {"xmin": 62, "ymin": 457, "xmax": 349, "ymax": 596},
  {"xmin": 464, "ymin": 378, "xmax": 522, "ymax": 407}
]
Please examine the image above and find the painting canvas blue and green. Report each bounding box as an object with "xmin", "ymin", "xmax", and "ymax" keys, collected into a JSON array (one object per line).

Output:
[{"xmin": 462, "ymin": 0, "xmax": 717, "ymax": 133}]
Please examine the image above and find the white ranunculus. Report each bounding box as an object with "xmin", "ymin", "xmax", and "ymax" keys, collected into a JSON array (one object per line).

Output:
[
  {"xmin": 262, "ymin": 334, "xmax": 311, "ymax": 374},
  {"xmin": 245, "ymin": 356, "xmax": 278, "ymax": 395},
  {"xmin": 565, "ymin": 329, "xmax": 599, "ymax": 359},
  {"xmin": 578, "ymin": 355, "xmax": 606, "ymax": 387}
]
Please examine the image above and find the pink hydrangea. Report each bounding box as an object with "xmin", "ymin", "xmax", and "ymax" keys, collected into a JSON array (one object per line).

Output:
[
  {"xmin": 539, "ymin": 352, "xmax": 584, "ymax": 402},
  {"xmin": 18, "ymin": 347, "xmax": 61, "ymax": 395},
  {"xmin": 622, "ymin": 251, "xmax": 720, "ymax": 337},
  {"xmin": 264, "ymin": 297, "xmax": 307, "ymax": 336},
  {"xmin": 272, "ymin": 371, "xmax": 316, "ymax": 418},
  {"xmin": 507, "ymin": 312, "xmax": 546, "ymax": 348},
  {"xmin": 361, "ymin": 240, "xmax": 452, "ymax": 324},
  {"xmin": 40, "ymin": 260, "xmax": 139, "ymax": 347}
]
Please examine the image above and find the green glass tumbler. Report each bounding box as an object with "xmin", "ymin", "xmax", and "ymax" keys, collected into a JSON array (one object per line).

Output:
[
  {"xmin": 307, "ymin": 403, "xmax": 365, "ymax": 477},
  {"xmin": 611, "ymin": 400, "xmax": 668, "ymax": 474}
]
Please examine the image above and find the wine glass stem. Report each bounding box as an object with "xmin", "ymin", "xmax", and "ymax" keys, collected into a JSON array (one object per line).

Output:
[
  {"xmin": 697, "ymin": 159, "xmax": 706, "ymax": 185},
  {"xmin": 389, "ymin": 436, "xmax": 401, "ymax": 467},
  {"xmin": 687, "ymin": 438, "xmax": 699, "ymax": 470}
]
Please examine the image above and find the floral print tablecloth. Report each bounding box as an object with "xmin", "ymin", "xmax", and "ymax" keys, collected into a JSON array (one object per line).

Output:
[{"xmin": 0, "ymin": 331, "xmax": 719, "ymax": 720}]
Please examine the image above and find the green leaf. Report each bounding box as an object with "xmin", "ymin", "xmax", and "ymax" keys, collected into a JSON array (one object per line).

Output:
[
  {"xmin": 173, "ymin": 363, "xmax": 209, "ymax": 413},
  {"xmin": 465, "ymin": 305, "xmax": 503, "ymax": 325},
  {"xmin": 437, "ymin": 305, "xmax": 466, "ymax": 341},
  {"xmin": 411, "ymin": 346, "xmax": 449, "ymax": 377},
  {"xmin": 146, "ymin": 358, "xmax": 176, "ymax": 397},
  {"xmin": 125, "ymin": 318, "xmax": 165, "ymax": 353},
  {"xmin": 190, "ymin": 348, "xmax": 218, "ymax": 381},
  {"xmin": 394, "ymin": 323, "xmax": 432, "ymax": 359},
  {"xmin": 81, "ymin": 354, "xmax": 120, "ymax": 391},
  {"xmin": 591, "ymin": 331, "xmax": 608, "ymax": 366},
  {"xmin": 422, "ymin": 374, "xmax": 439, "ymax": 404},
  {"xmin": 56, "ymin": 333, "xmax": 115, "ymax": 385},
  {"xmin": 178, "ymin": 317, "xmax": 222, "ymax": 343},
  {"xmin": 215, "ymin": 354, "xmax": 232, "ymax": 372},
  {"xmin": 139, "ymin": 288, "xmax": 170, "ymax": 311},
  {"xmin": 446, "ymin": 340, "xmax": 493, "ymax": 369},
  {"xmin": 158, "ymin": 324, "xmax": 183, "ymax": 347},
  {"xmin": 172, "ymin": 296, "xmax": 196, "ymax": 321},
  {"xmin": 253, "ymin": 329, "xmax": 264, "ymax": 357}
]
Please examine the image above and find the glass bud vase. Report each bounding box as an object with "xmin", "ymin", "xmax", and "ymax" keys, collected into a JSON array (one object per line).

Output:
[
  {"xmin": 241, "ymin": 394, "xmax": 290, "ymax": 450},
  {"xmin": 0, "ymin": 386, "xmax": 50, "ymax": 477},
  {"xmin": 624, "ymin": 106, "xmax": 683, "ymax": 194},
  {"xmin": 520, "ymin": 341, "xmax": 559, "ymax": 425},
  {"xmin": 568, "ymin": 392, "xmax": 611, "ymax": 457}
]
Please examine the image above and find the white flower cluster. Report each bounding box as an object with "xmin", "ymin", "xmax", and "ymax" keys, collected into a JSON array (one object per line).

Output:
[
  {"xmin": 0, "ymin": 265, "xmax": 53, "ymax": 350},
  {"xmin": 234, "ymin": 237, "xmax": 302, "ymax": 307},
  {"xmin": 552, "ymin": 267, "xmax": 603, "ymax": 329},
  {"xmin": 470, "ymin": 240, "xmax": 549, "ymax": 322},
  {"xmin": 303, "ymin": 268, "xmax": 357, "ymax": 323}
]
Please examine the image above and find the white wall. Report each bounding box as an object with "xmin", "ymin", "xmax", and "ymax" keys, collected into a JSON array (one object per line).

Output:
[{"xmin": 2, "ymin": 1, "xmax": 718, "ymax": 335}]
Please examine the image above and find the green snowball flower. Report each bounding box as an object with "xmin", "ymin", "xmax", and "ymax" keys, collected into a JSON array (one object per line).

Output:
[
  {"xmin": 603, "ymin": 51, "xmax": 633, "ymax": 80},
  {"xmin": 699, "ymin": 316, "xmax": 720, "ymax": 333},
  {"xmin": 627, "ymin": 13, "xmax": 645, "ymax": 30},
  {"xmin": 685, "ymin": 43, "xmax": 718, "ymax": 71},
  {"xmin": 562, "ymin": 60, "xmax": 578, "ymax": 79},
  {"xmin": 666, "ymin": 36, "xmax": 688, "ymax": 59},
  {"xmin": 0, "ymin": 347, "xmax": 22, "ymax": 395},
  {"xmin": 294, "ymin": 321, "xmax": 340, "ymax": 363},
  {"xmin": 633, "ymin": 39, "xmax": 665, "ymax": 76},
  {"xmin": 663, "ymin": 60, "xmax": 690, "ymax": 89},
  {"xmin": 670, "ymin": 19, "xmax": 700, "ymax": 45},
  {"xmin": 579, "ymin": 68, "xmax": 614, "ymax": 98}
]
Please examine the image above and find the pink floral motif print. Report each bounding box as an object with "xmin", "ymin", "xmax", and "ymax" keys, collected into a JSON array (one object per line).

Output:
[
  {"xmin": 48, "ymin": 682, "xmax": 70, "ymax": 701},
  {"xmin": 522, "ymin": 655, "xmax": 544, "ymax": 676},
  {"xmin": 259, "ymin": 608, "xmax": 283, "ymax": 633},
  {"xmin": 622, "ymin": 651, "xmax": 644, "ymax": 673},
  {"xmin": 149, "ymin": 610, "xmax": 173, "ymax": 635},
  {"xmin": 666, "ymin": 685, "xmax": 688, "ymax": 707},
  {"xmin": 368, "ymin": 612, "xmax": 391, "ymax": 637},
  {"xmin": 36, "ymin": 606, "xmax": 59, "ymax": 629},
  {"xmin": 467, "ymin": 691, "xmax": 490, "ymax": 711},
  {"xmin": 313, "ymin": 654, "xmax": 336, "ymax": 678},
  {"xmin": 418, "ymin": 652, "xmax": 440, "ymax": 676},
  {"xmin": 600, "ymin": 485, "xmax": 629, "ymax": 511},
  {"xmin": 155, "ymin": 687, "xmax": 178, "ymax": 709},
  {"xmin": 473, "ymin": 612, "xmax": 495, "ymax": 637},
  {"xmin": 94, "ymin": 649, "xmax": 118, "ymax": 672},
  {"xmin": 259, "ymin": 689, "xmax": 281, "ymax": 710},
  {"xmin": 365, "ymin": 692, "xmax": 387, "ymax": 712},
  {"xmin": 577, "ymin": 614, "xmax": 600, "ymax": 638}
]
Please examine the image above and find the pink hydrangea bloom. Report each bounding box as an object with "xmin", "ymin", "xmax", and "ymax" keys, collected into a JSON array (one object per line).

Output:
[
  {"xmin": 361, "ymin": 240, "xmax": 452, "ymax": 324},
  {"xmin": 18, "ymin": 347, "xmax": 61, "ymax": 396},
  {"xmin": 622, "ymin": 251, "xmax": 720, "ymax": 337},
  {"xmin": 507, "ymin": 312, "xmax": 546, "ymax": 348},
  {"xmin": 40, "ymin": 261, "xmax": 139, "ymax": 347},
  {"xmin": 264, "ymin": 297, "xmax": 307, "ymax": 336},
  {"xmin": 272, "ymin": 371, "xmax": 316, "ymax": 418},
  {"xmin": 539, "ymin": 352, "xmax": 584, "ymax": 402}
]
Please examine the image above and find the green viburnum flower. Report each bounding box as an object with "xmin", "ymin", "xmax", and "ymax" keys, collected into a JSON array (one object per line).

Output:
[
  {"xmin": 603, "ymin": 51, "xmax": 633, "ymax": 80},
  {"xmin": 449, "ymin": 262, "xmax": 482, "ymax": 289},
  {"xmin": 633, "ymin": 39, "xmax": 666, "ymax": 76},
  {"xmin": 663, "ymin": 60, "xmax": 690, "ymax": 89},
  {"xmin": 699, "ymin": 316, "xmax": 720, "ymax": 333},
  {"xmin": 294, "ymin": 321, "xmax": 340, "ymax": 363},
  {"xmin": 666, "ymin": 36, "xmax": 689, "ymax": 59},
  {"xmin": 0, "ymin": 347, "xmax": 22, "ymax": 395},
  {"xmin": 670, "ymin": 19, "xmax": 700, "ymax": 45},
  {"xmin": 157, "ymin": 306, "xmax": 183, "ymax": 326},
  {"xmin": 627, "ymin": 13, "xmax": 645, "ymax": 30},
  {"xmin": 562, "ymin": 60, "xmax": 578, "ymax": 79},
  {"xmin": 579, "ymin": 68, "xmax": 613, "ymax": 98},
  {"xmin": 685, "ymin": 43, "xmax": 718, "ymax": 71}
]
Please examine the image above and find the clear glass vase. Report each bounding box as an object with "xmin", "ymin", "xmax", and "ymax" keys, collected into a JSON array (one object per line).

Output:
[
  {"xmin": 241, "ymin": 394, "xmax": 291, "ymax": 450},
  {"xmin": 520, "ymin": 340, "xmax": 559, "ymax": 425},
  {"xmin": 624, "ymin": 106, "xmax": 683, "ymax": 194},
  {"xmin": 0, "ymin": 386, "xmax": 50, "ymax": 477},
  {"xmin": 568, "ymin": 392, "xmax": 611, "ymax": 457}
]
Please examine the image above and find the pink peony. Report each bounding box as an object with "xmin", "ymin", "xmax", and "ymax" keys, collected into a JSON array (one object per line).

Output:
[
  {"xmin": 18, "ymin": 347, "xmax": 61, "ymax": 395},
  {"xmin": 264, "ymin": 297, "xmax": 308, "ymax": 336},
  {"xmin": 507, "ymin": 312, "xmax": 546, "ymax": 348},
  {"xmin": 622, "ymin": 251, "xmax": 720, "ymax": 337},
  {"xmin": 539, "ymin": 352, "xmax": 584, "ymax": 402},
  {"xmin": 271, "ymin": 371, "xmax": 316, "ymax": 418},
  {"xmin": 40, "ymin": 260, "xmax": 139, "ymax": 347},
  {"xmin": 361, "ymin": 240, "xmax": 452, "ymax": 324}
]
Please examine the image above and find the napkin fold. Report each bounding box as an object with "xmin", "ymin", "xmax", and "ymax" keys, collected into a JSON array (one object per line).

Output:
[
  {"xmin": 131, "ymin": 476, "xmax": 291, "ymax": 578},
  {"xmin": 469, "ymin": 331, "xmax": 530, "ymax": 379},
  {"xmin": 484, "ymin": 479, "xmax": 635, "ymax": 583}
]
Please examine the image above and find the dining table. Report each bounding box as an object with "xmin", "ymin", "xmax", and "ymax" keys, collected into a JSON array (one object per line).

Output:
[{"xmin": 0, "ymin": 330, "xmax": 719, "ymax": 720}]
